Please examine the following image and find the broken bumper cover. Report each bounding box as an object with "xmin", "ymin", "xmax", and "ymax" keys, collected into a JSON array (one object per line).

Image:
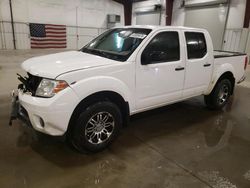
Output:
[
  {"xmin": 9, "ymin": 88, "xmax": 79, "ymax": 136},
  {"xmin": 9, "ymin": 90, "xmax": 32, "ymax": 127}
]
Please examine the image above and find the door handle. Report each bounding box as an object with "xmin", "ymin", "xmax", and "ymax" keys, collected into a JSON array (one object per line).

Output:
[
  {"xmin": 175, "ymin": 67, "xmax": 185, "ymax": 71},
  {"xmin": 203, "ymin": 63, "xmax": 211, "ymax": 67}
]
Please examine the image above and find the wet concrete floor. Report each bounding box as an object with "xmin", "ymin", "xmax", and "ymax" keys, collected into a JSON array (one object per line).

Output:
[{"xmin": 0, "ymin": 50, "xmax": 250, "ymax": 188}]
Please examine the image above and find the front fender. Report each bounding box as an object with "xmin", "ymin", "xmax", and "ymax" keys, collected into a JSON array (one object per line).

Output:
[{"xmin": 69, "ymin": 76, "xmax": 134, "ymax": 112}]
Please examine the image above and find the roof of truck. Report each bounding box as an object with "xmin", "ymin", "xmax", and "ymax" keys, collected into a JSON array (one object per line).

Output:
[{"xmin": 115, "ymin": 25, "xmax": 207, "ymax": 32}]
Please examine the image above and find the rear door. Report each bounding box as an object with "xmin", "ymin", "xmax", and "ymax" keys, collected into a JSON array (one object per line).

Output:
[
  {"xmin": 135, "ymin": 30, "xmax": 185, "ymax": 110},
  {"xmin": 183, "ymin": 31, "xmax": 213, "ymax": 97}
]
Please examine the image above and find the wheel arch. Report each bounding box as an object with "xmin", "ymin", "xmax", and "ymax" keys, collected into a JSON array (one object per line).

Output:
[
  {"xmin": 208, "ymin": 71, "xmax": 235, "ymax": 95},
  {"xmin": 66, "ymin": 90, "xmax": 130, "ymax": 136}
]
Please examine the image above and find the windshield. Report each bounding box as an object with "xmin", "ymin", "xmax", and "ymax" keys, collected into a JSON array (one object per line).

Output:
[{"xmin": 81, "ymin": 28, "xmax": 152, "ymax": 62}]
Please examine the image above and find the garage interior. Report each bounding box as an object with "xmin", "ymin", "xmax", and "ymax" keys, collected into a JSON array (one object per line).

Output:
[{"xmin": 1, "ymin": 0, "xmax": 250, "ymax": 187}]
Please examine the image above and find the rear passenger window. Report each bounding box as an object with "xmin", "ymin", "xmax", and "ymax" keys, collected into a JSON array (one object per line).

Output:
[{"xmin": 185, "ymin": 32, "xmax": 207, "ymax": 59}]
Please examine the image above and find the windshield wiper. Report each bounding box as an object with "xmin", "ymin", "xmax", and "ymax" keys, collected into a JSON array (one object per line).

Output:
[{"xmin": 82, "ymin": 48, "xmax": 110, "ymax": 58}]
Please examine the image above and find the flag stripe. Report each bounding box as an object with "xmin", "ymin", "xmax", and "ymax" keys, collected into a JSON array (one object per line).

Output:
[
  {"xmin": 30, "ymin": 23, "xmax": 67, "ymax": 49},
  {"xmin": 45, "ymin": 35, "xmax": 66, "ymax": 38},
  {"xmin": 31, "ymin": 38, "xmax": 66, "ymax": 41},
  {"xmin": 45, "ymin": 27, "xmax": 66, "ymax": 30},
  {"xmin": 31, "ymin": 42, "xmax": 67, "ymax": 45},
  {"xmin": 46, "ymin": 24, "xmax": 65, "ymax": 27},
  {"xmin": 45, "ymin": 25, "xmax": 66, "ymax": 28},
  {"xmin": 46, "ymin": 31, "xmax": 67, "ymax": 34},
  {"xmin": 31, "ymin": 46, "xmax": 67, "ymax": 49},
  {"xmin": 31, "ymin": 43, "xmax": 66, "ymax": 46},
  {"xmin": 31, "ymin": 43, "xmax": 66, "ymax": 45}
]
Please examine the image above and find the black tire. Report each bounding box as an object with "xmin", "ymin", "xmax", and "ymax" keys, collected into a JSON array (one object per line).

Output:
[
  {"xmin": 69, "ymin": 101, "xmax": 122, "ymax": 153},
  {"xmin": 204, "ymin": 79, "xmax": 232, "ymax": 110}
]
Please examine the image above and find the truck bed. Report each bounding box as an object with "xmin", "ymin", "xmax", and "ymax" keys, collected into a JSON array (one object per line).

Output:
[
  {"xmin": 214, "ymin": 50, "xmax": 246, "ymax": 58},
  {"xmin": 213, "ymin": 50, "xmax": 247, "ymax": 83}
]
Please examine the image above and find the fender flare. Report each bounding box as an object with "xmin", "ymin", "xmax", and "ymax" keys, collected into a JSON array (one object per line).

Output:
[
  {"xmin": 205, "ymin": 63, "xmax": 235, "ymax": 95},
  {"xmin": 70, "ymin": 76, "xmax": 134, "ymax": 112}
]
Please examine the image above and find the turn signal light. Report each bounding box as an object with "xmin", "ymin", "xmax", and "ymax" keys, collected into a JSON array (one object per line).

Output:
[{"xmin": 53, "ymin": 81, "xmax": 69, "ymax": 93}]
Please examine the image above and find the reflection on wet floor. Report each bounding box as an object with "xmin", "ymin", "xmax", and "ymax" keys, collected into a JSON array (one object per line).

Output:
[{"xmin": 0, "ymin": 86, "xmax": 250, "ymax": 187}]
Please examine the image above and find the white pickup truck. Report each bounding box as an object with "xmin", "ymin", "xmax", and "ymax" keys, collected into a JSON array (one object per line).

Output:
[{"xmin": 10, "ymin": 26, "xmax": 248, "ymax": 152}]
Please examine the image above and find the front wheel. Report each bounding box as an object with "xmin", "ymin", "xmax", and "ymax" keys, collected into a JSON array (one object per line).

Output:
[
  {"xmin": 70, "ymin": 101, "xmax": 122, "ymax": 153},
  {"xmin": 204, "ymin": 79, "xmax": 232, "ymax": 110}
]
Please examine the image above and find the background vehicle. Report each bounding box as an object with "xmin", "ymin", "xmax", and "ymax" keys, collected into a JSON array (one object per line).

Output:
[{"xmin": 10, "ymin": 26, "xmax": 247, "ymax": 152}]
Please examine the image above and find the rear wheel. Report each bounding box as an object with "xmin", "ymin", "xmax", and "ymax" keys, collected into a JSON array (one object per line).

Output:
[
  {"xmin": 204, "ymin": 79, "xmax": 232, "ymax": 110},
  {"xmin": 70, "ymin": 101, "xmax": 122, "ymax": 153}
]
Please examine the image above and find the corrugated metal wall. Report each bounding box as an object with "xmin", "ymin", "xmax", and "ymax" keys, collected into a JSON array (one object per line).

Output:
[
  {"xmin": 1, "ymin": 20, "xmax": 248, "ymax": 53},
  {"xmin": 0, "ymin": 23, "xmax": 2, "ymax": 49},
  {"xmin": 0, "ymin": 21, "xmax": 14, "ymax": 49},
  {"xmin": 223, "ymin": 28, "xmax": 250, "ymax": 55},
  {"xmin": 67, "ymin": 26, "xmax": 106, "ymax": 49},
  {"xmin": 0, "ymin": 21, "xmax": 106, "ymax": 50},
  {"xmin": 223, "ymin": 29, "xmax": 243, "ymax": 52},
  {"xmin": 15, "ymin": 23, "xmax": 30, "ymax": 49}
]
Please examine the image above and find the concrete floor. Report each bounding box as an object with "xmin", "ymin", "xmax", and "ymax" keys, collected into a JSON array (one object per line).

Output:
[{"xmin": 1, "ymin": 50, "xmax": 250, "ymax": 188}]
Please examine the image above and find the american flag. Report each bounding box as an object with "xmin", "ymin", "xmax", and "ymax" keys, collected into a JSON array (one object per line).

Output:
[{"xmin": 29, "ymin": 23, "xmax": 67, "ymax": 49}]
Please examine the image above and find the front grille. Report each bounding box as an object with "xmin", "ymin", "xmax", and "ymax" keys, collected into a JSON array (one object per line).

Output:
[{"xmin": 18, "ymin": 73, "xmax": 42, "ymax": 96}]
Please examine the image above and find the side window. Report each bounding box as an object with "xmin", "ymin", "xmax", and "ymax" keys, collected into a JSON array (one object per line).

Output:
[
  {"xmin": 185, "ymin": 32, "xmax": 207, "ymax": 59},
  {"xmin": 141, "ymin": 31, "xmax": 180, "ymax": 64}
]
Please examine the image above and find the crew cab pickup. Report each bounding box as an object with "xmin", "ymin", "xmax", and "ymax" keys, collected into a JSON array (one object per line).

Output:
[{"xmin": 10, "ymin": 26, "xmax": 248, "ymax": 152}]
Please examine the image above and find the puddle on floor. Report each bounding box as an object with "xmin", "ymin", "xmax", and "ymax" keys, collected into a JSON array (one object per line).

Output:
[
  {"xmin": 243, "ymin": 170, "xmax": 250, "ymax": 181},
  {"xmin": 199, "ymin": 171, "xmax": 237, "ymax": 188}
]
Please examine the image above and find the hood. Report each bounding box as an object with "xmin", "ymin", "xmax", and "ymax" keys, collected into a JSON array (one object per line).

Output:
[{"xmin": 21, "ymin": 51, "xmax": 116, "ymax": 78}]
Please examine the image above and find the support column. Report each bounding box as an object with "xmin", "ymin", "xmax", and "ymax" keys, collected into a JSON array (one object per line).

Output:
[
  {"xmin": 113, "ymin": 0, "xmax": 132, "ymax": 25},
  {"xmin": 9, "ymin": 0, "xmax": 16, "ymax": 49},
  {"xmin": 243, "ymin": 0, "xmax": 250, "ymax": 28},
  {"xmin": 165, "ymin": 0, "xmax": 173, "ymax": 25}
]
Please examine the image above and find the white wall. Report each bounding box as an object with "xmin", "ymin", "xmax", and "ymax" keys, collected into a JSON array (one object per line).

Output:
[
  {"xmin": 222, "ymin": 0, "xmax": 247, "ymax": 52},
  {"xmin": 226, "ymin": 0, "xmax": 246, "ymax": 29},
  {"xmin": 172, "ymin": 0, "xmax": 185, "ymax": 26},
  {"xmin": 171, "ymin": 0, "xmax": 248, "ymax": 52},
  {"xmin": 172, "ymin": 0, "xmax": 246, "ymax": 29},
  {"xmin": 132, "ymin": 0, "xmax": 166, "ymax": 26},
  {"xmin": 0, "ymin": 0, "xmax": 124, "ymax": 28},
  {"xmin": 0, "ymin": 0, "xmax": 124, "ymax": 49}
]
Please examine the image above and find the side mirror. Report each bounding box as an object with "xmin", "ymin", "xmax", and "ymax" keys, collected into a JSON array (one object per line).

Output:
[
  {"xmin": 141, "ymin": 52, "xmax": 150, "ymax": 65},
  {"xmin": 141, "ymin": 51, "xmax": 167, "ymax": 65}
]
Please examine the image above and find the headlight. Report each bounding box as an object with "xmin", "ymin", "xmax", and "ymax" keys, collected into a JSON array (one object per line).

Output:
[{"xmin": 35, "ymin": 79, "xmax": 69, "ymax": 98}]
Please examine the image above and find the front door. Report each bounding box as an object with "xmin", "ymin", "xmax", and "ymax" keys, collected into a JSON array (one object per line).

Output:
[{"xmin": 135, "ymin": 31, "xmax": 185, "ymax": 110}]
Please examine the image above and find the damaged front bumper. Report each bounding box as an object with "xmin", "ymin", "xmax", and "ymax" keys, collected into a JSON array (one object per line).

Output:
[
  {"xmin": 9, "ymin": 86, "xmax": 80, "ymax": 136},
  {"xmin": 9, "ymin": 90, "xmax": 31, "ymax": 127}
]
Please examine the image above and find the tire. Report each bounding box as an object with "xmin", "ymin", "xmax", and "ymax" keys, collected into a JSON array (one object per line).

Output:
[
  {"xmin": 69, "ymin": 101, "xmax": 122, "ymax": 153},
  {"xmin": 204, "ymin": 79, "xmax": 232, "ymax": 110}
]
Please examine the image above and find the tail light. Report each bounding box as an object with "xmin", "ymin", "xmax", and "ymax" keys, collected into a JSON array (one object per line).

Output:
[{"xmin": 244, "ymin": 56, "xmax": 248, "ymax": 70}]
